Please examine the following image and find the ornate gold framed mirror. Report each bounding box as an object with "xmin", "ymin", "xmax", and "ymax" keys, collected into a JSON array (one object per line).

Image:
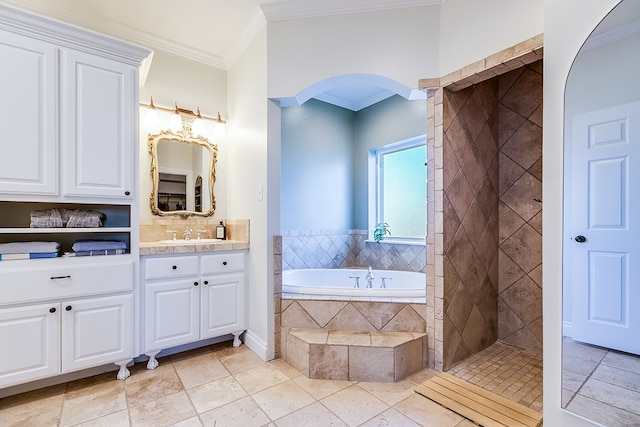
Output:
[{"xmin": 148, "ymin": 127, "xmax": 217, "ymax": 218}]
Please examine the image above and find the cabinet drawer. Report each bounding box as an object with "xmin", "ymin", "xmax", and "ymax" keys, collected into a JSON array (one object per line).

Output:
[
  {"xmin": 201, "ymin": 252, "xmax": 245, "ymax": 274},
  {"xmin": 145, "ymin": 256, "xmax": 198, "ymax": 280},
  {"xmin": 0, "ymin": 261, "xmax": 133, "ymax": 305}
]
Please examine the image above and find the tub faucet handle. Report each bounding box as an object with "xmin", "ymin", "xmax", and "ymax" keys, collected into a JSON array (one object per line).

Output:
[
  {"xmin": 166, "ymin": 230, "xmax": 177, "ymax": 240},
  {"xmin": 380, "ymin": 277, "xmax": 392, "ymax": 288},
  {"xmin": 349, "ymin": 276, "xmax": 361, "ymax": 288},
  {"xmin": 365, "ymin": 267, "xmax": 374, "ymax": 288}
]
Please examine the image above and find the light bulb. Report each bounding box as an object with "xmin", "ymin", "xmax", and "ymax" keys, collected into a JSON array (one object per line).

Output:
[
  {"xmin": 192, "ymin": 107, "xmax": 205, "ymax": 137},
  {"xmin": 169, "ymin": 102, "xmax": 182, "ymax": 132},
  {"xmin": 144, "ymin": 97, "xmax": 159, "ymax": 131}
]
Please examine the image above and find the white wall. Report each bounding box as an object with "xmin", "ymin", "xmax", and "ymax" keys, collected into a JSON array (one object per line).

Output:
[
  {"xmin": 139, "ymin": 50, "xmax": 227, "ymax": 220},
  {"xmin": 439, "ymin": 0, "xmax": 543, "ymax": 76},
  {"xmin": 543, "ymin": 1, "xmax": 621, "ymax": 426},
  {"xmin": 266, "ymin": 6, "xmax": 440, "ymax": 99},
  {"xmin": 227, "ymin": 27, "xmax": 274, "ymax": 360}
]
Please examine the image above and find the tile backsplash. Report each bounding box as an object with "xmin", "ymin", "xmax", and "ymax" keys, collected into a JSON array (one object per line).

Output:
[
  {"xmin": 140, "ymin": 218, "xmax": 249, "ymax": 243},
  {"xmin": 281, "ymin": 229, "xmax": 425, "ymax": 273}
]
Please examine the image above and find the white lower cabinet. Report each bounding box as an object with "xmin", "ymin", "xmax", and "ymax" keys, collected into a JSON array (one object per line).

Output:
[
  {"xmin": 142, "ymin": 251, "xmax": 246, "ymax": 369},
  {"xmin": 0, "ymin": 294, "xmax": 133, "ymax": 388}
]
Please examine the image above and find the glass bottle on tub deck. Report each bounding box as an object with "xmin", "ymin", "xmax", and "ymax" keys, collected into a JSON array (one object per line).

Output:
[{"xmin": 216, "ymin": 221, "xmax": 226, "ymax": 240}]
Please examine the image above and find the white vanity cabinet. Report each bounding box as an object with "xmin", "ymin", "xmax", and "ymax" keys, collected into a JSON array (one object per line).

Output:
[
  {"xmin": 0, "ymin": 4, "xmax": 150, "ymax": 390},
  {"xmin": 142, "ymin": 251, "xmax": 246, "ymax": 369},
  {"xmin": 0, "ymin": 277, "xmax": 134, "ymax": 388}
]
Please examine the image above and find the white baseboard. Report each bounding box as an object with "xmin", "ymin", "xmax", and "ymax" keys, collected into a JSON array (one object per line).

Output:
[
  {"xmin": 244, "ymin": 329, "xmax": 272, "ymax": 361},
  {"xmin": 563, "ymin": 321, "xmax": 573, "ymax": 337}
]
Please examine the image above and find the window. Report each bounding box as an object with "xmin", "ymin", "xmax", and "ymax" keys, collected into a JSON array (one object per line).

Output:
[{"xmin": 369, "ymin": 135, "xmax": 426, "ymax": 243}]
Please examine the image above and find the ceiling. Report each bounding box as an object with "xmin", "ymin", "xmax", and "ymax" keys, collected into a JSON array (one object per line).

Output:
[{"xmin": 2, "ymin": 0, "xmax": 436, "ymax": 110}]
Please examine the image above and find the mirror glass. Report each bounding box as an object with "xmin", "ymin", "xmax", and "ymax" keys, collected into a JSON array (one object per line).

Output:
[
  {"xmin": 563, "ymin": 0, "xmax": 640, "ymax": 424},
  {"xmin": 149, "ymin": 128, "xmax": 217, "ymax": 217}
]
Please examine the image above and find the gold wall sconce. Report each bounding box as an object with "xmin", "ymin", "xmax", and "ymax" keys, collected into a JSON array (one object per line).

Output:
[{"xmin": 140, "ymin": 97, "xmax": 226, "ymax": 137}]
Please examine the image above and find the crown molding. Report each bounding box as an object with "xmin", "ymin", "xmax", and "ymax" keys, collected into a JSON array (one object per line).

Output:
[
  {"xmin": 261, "ymin": 0, "xmax": 442, "ymax": 22},
  {"xmin": 224, "ymin": 9, "xmax": 267, "ymax": 69},
  {"xmin": 582, "ymin": 19, "xmax": 640, "ymax": 52}
]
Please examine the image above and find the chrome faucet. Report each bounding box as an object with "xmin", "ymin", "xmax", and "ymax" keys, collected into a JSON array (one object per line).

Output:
[
  {"xmin": 349, "ymin": 276, "xmax": 361, "ymax": 288},
  {"xmin": 183, "ymin": 227, "xmax": 193, "ymax": 240},
  {"xmin": 380, "ymin": 277, "xmax": 392, "ymax": 288},
  {"xmin": 366, "ymin": 266, "xmax": 374, "ymax": 288}
]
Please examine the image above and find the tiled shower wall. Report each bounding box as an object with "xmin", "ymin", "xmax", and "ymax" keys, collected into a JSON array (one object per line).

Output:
[
  {"xmin": 496, "ymin": 61, "xmax": 543, "ymax": 353},
  {"xmin": 442, "ymin": 80, "xmax": 500, "ymax": 370},
  {"xmin": 436, "ymin": 59, "xmax": 543, "ymax": 370},
  {"xmin": 282, "ymin": 230, "xmax": 426, "ymax": 273}
]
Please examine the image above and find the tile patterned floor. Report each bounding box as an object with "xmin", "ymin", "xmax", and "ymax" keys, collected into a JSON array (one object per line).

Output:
[
  {"xmin": 447, "ymin": 342, "xmax": 543, "ymax": 412},
  {"xmin": 0, "ymin": 341, "xmax": 543, "ymax": 426},
  {"xmin": 562, "ymin": 337, "xmax": 640, "ymax": 427}
]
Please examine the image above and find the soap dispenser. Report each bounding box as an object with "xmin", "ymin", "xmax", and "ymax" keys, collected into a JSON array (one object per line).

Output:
[{"xmin": 216, "ymin": 221, "xmax": 226, "ymax": 240}]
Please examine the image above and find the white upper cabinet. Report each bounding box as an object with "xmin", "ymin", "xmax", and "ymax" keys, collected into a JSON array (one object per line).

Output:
[
  {"xmin": 62, "ymin": 50, "xmax": 135, "ymax": 200},
  {"xmin": 0, "ymin": 3, "xmax": 150, "ymax": 203},
  {"xmin": 0, "ymin": 30, "xmax": 57, "ymax": 196}
]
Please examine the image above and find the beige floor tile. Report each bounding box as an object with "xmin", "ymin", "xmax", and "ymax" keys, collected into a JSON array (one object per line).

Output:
[
  {"xmin": 233, "ymin": 363, "xmax": 290, "ymax": 394},
  {"xmin": 357, "ymin": 380, "xmax": 416, "ymax": 406},
  {"xmin": 404, "ymin": 368, "xmax": 440, "ymax": 385},
  {"xmin": 358, "ymin": 408, "xmax": 421, "ymax": 426},
  {"xmin": 269, "ymin": 358, "xmax": 303, "ymax": 379},
  {"xmin": 274, "ymin": 402, "xmax": 347, "ymax": 426},
  {"xmin": 292, "ymin": 376, "xmax": 353, "ymax": 400},
  {"xmin": 173, "ymin": 354, "xmax": 230, "ymax": 389},
  {"xmin": 75, "ymin": 409, "xmax": 130, "ymax": 427},
  {"xmin": 125, "ymin": 366, "xmax": 185, "ymax": 407},
  {"xmin": 0, "ymin": 384, "xmax": 66, "ymax": 427},
  {"xmin": 219, "ymin": 346, "xmax": 268, "ymax": 374},
  {"xmin": 199, "ymin": 396, "xmax": 270, "ymax": 427},
  {"xmin": 393, "ymin": 394, "xmax": 464, "ymax": 427},
  {"xmin": 172, "ymin": 416, "xmax": 204, "ymax": 427},
  {"xmin": 252, "ymin": 380, "xmax": 316, "ymax": 420},
  {"xmin": 187, "ymin": 376, "xmax": 248, "ymax": 414},
  {"xmin": 602, "ymin": 351, "xmax": 640, "ymax": 375},
  {"xmin": 60, "ymin": 379, "xmax": 127, "ymax": 426},
  {"xmin": 566, "ymin": 394, "xmax": 640, "ymax": 427},
  {"xmin": 129, "ymin": 389, "xmax": 196, "ymax": 426},
  {"xmin": 320, "ymin": 384, "xmax": 388, "ymax": 426},
  {"xmin": 592, "ymin": 364, "xmax": 640, "ymax": 393},
  {"xmin": 580, "ymin": 378, "xmax": 640, "ymax": 415}
]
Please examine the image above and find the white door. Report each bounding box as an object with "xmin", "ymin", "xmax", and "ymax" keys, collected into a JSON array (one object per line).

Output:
[
  {"xmin": 61, "ymin": 49, "xmax": 135, "ymax": 199},
  {"xmin": 62, "ymin": 294, "xmax": 133, "ymax": 372},
  {"xmin": 0, "ymin": 30, "xmax": 57, "ymax": 196},
  {"xmin": 201, "ymin": 273, "xmax": 245, "ymax": 339},
  {"xmin": 144, "ymin": 280, "xmax": 200, "ymax": 351},
  {"xmin": 570, "ymin": 100, "xmax": 640, "ymax": 355},
  {"xmin": 0, "ymin": 304, "xmax": 59, "ymax": 388}
]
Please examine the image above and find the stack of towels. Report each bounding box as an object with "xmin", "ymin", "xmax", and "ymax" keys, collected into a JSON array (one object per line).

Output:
[
  {"xmin": 0, "ymin": 242, "xmax": 60, "ymax": 260},
  {"xmin": 72, "ymin": 240, "xmax": 127, "ymax": 256},
  {"xmin": 30, "ymin": 208, "xmax": 106, "ymax": 228}
]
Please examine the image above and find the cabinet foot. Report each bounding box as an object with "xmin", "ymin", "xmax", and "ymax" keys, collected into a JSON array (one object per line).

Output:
[
  {"xmin": 115, "ymin": 360, "xmax": 131, "ymax": 380},
  {"xmin": 146, "ymin": 351, "xmax": 160, "ymax": 369},
  {"xmin": 232, "ymin": 331, "xmax": 244, "ymax": 348}
]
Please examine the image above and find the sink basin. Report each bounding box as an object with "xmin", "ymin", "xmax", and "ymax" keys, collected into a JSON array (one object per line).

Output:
[{"xmin": 157, "ymin": 239, "xmax": 221, "ymax": 245}]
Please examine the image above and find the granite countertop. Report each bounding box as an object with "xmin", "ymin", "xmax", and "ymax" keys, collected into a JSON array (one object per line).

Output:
[{"xmin": 139, "ymin": 239, "xmax": 249, "ymax": 255}]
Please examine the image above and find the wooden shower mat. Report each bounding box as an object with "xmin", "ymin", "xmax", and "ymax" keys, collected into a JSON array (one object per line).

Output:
[{"xmin": 415, "ymin": 372, "xmax": 542, "ymax": 427}]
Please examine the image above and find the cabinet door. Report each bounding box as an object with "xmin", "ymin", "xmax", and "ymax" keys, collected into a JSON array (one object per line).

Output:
[
  {"xmin": 0, "ymin": 304, "xmax": 59, "ymax": 388},
  {"xmin": 61, "ymin": 294, "xmax": 133, "ymax": 373},
  {"xmin": 61, "ymin": 49, "xmax": 135, "ymax": 199},
  {"xmin": 201, "ymin": 273, "xmax": 245, "ymax": 339},
  {"xmin": 144, "ymin": 280, "xmax": 200, "ymax": 351},
  {"xmin": 0, "ymin": 31, "xmax": 57, "ymax": 196}
]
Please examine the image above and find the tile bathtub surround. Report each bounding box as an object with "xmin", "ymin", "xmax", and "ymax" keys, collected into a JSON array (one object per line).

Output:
[
  {"xmin": 140, "ymin": 218, "xmax": 250, "ymax": 243},
  {"xmin": 281, "ymin": 299, "xmax": 427, "ymax": 333},
  {"xmin": 282, "ymin": 230, "xmax": 426, "ymax": 273},
  {"xmin": 281, "ymin": 327, "xmax": 427, "ymax": 383}
]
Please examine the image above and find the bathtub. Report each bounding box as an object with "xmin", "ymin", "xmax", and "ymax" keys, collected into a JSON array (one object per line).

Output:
[{"xmin": 282, "ymin": 268, "xmax": 426, "ymax": 300}]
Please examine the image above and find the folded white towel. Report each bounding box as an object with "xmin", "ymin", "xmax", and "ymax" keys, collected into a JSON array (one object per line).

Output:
[{"xmin": 0, "ymin": 241, "xmax": 60, "ymax": 254}]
